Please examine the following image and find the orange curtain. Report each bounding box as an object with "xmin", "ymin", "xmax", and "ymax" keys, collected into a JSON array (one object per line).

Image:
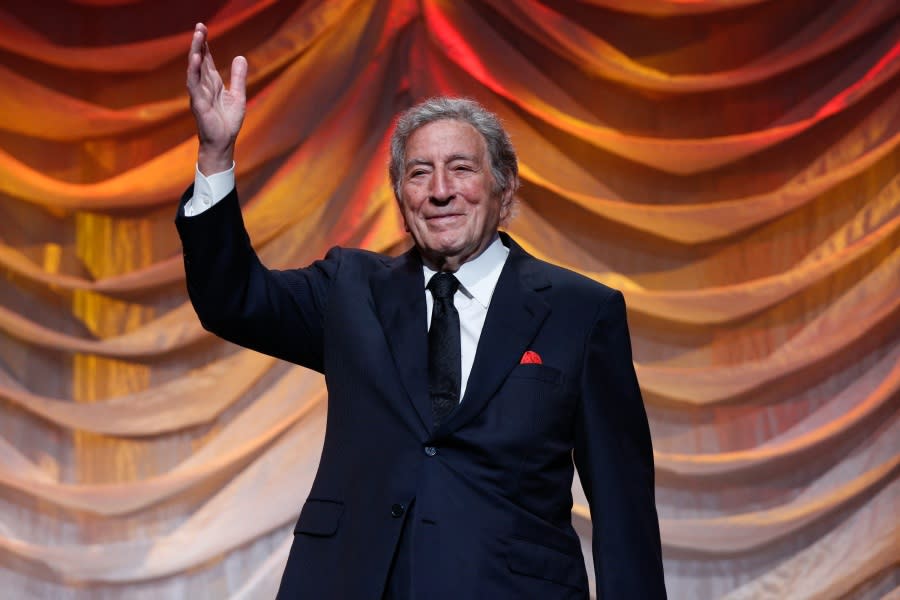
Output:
[{"xmin": 0, "ymin": 1, "xmax": 897, "ymax": 597}]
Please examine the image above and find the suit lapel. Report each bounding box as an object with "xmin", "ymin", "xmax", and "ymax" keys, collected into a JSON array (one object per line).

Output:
[
  {"xmin": 371, "ymin": 248, "xmax": 432, "ymax": 432},
  {"xmin": 440, "ymin": 234, "xmax": 551, "ymax": 435}
]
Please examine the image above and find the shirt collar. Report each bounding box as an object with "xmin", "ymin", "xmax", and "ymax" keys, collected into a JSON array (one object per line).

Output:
[{"xmin": 422, "ymin": 235, "xmax": 509, "ymax": 309}]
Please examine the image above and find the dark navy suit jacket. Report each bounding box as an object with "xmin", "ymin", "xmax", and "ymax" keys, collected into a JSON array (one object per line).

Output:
[{"xmin": 176, "ymin": 188, "xmax": 666, "ymax": 599}]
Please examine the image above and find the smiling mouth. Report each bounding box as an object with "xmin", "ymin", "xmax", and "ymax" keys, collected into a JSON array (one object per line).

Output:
[{"xmin": 425, "ymin": 215, "xmax": 463, "ymax": 227}]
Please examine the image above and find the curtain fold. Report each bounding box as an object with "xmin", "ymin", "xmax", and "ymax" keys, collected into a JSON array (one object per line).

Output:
[
  {"xmin": 0, "ymin": 1, "xmax": 896, "ymax": 598},
  {"xmin": 485, "ymin": 0, "xmax": 900, "ymax": 91}
]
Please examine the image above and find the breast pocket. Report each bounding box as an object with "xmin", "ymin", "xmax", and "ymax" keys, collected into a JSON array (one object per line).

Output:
[
  {"xmin": 500, "ymin": 363, "xmax": 574, "ymax": 441},
  {"xmin": 294, "ymin": 499, "xmax": 344, "ymax": 537},
  {"xmin": 507, "ymin": 363, "xmax": 562, "ymax": 384}
]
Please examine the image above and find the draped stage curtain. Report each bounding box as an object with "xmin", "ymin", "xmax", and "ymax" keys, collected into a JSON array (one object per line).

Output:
[{"xmin": 0, "ymin": 0, "xmax": 897, "ymax": 598}]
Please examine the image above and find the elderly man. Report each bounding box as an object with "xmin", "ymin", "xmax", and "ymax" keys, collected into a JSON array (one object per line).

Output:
[{"xmin": 178, "ymin": 23, "xmax": 666, "ymax": 600}]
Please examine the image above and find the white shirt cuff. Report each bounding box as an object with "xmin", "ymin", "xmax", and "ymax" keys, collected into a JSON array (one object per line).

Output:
[{"xmin": 184, "ymin": 163, "xmax": 236, "ymax": 217}]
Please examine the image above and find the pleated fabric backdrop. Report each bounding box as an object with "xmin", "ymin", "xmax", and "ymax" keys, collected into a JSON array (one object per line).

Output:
[{"xmin": 0, "ymin": 1, "xmax": 898, "ymax": 598}]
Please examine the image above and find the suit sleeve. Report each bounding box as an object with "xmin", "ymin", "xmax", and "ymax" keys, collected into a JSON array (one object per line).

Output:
[
  {"xmin": 573, "ymin": 289, "xmax": 667, "ymax": 599},
  {"xmin": 175, "ymin": 185, "xmax": 337, "ymax": 372}
]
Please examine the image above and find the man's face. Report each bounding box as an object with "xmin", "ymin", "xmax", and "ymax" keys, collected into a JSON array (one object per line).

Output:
[{"xmin": 398, "ymin": 119, "xmax": 512, "ymax": 271}]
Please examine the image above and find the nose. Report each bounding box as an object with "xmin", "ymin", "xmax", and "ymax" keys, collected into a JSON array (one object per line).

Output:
[{"xmin": 428, "ymin": 169, "xmax": 454, "ymax": 205}]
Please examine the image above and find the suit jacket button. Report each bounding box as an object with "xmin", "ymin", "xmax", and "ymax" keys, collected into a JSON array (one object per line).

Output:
[
  {"xmin": 390, "ymin": 503, "xmax": 405, "ymax": 518},
  {"xmin": 424, "ymin": 446, "xmax": 437, "ymax": 457}
]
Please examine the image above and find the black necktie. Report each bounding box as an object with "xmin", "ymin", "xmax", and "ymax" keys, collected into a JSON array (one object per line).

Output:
[{"xmin": 427, "ymin": 272, "xmax": 461, "ymax": 427}]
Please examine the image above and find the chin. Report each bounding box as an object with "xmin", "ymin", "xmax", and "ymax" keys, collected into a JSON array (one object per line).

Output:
[
  {"xmin": 422, "ymin": 241, "xmax": 463, "ymax": 259},
  {"xmin": 425, "ymin": 235, "xmax": 462, "ymax": 252}
]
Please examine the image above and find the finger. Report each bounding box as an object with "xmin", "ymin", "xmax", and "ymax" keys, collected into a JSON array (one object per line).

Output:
[
  {"xmin": 202, "ymin": 40, "xmax": 217, "ymax": 71},
  {"xmin": 188, "ymin": 24, "xmax": 207, "ymax": 65},
  {"xmin": 186, "ymin": 26, "xmax": 205, "ymax": 88},
  {"xmin": 230, "ymin": 56, "xmax": 248, "ymax": 99},
  {"xmin": 200, "ymin": 65, "xmax": 222, "ymax": 103},
  {"xmin": 189, "ymin": 23, "xmax": 205, "ymax": 57},
  {"xmin": 195, "ymin": 38, "xmax": 225, "ymax": 93}
]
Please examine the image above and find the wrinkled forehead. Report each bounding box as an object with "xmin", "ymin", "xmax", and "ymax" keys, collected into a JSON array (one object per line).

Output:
[{"xmin": 403, "ymin": 119, "xmax": 488, "ymax": 162}]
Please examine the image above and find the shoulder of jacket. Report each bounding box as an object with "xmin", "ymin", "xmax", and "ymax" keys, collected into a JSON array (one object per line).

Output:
[
  {"xmin": 528, "ymin": 257, "xmax": 620, "ymax": 302},
  {"xmin": 323, "ymin": 246, "xmax": 394, "ymax": 266}
]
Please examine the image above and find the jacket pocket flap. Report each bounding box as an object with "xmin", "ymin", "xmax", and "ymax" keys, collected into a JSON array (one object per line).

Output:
[
  {"xmin": 506, "ymin": 538, "xmax": 586, "ymax": 590},
  {"xmin": 294, "ymin": 499, "xmax": 344, "ymax": 536}
]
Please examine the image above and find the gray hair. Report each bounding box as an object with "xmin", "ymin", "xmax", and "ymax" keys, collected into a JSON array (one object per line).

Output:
[{"xmin": 388, "ymin": 97, "xmax": 520, "ymax": 203}]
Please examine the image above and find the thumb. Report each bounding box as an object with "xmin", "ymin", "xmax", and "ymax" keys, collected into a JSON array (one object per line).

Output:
[{"xmin": 230, "ymin": 56, "xmax": 248, "ymax": 98}]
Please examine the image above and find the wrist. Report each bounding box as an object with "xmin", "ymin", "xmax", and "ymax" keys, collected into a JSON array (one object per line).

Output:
[{"xmin": 197, "ymin": 144, "xmax": 235, "ymax": 177}]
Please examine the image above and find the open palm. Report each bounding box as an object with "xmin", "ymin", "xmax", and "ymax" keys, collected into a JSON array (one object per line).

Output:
[{"xmin": 186, "ymin": 23, "xmax": 247, "ymax": 174}]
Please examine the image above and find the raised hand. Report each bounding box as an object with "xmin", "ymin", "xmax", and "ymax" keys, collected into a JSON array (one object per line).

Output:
[{"xmin": 186, "ymin": 23, "xmax": 247, "ymax": 175}]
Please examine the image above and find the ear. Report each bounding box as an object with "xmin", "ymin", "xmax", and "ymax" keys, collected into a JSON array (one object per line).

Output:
[{"xmin": 499, "ymin": 187, "xmax": 515, "ymax": 222}]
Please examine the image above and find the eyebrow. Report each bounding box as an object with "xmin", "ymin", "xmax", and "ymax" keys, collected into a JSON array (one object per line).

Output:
[
  {"xmin": 446, "ymin": 153, "xmax": 477, "ymax": 164},
  {"xmin": 405, "ymin": 158, "xmax": 431, "ymax": 170},
  {"xmin": 404, "ymin": 154, "xmax": 478, "ymax": 170}
]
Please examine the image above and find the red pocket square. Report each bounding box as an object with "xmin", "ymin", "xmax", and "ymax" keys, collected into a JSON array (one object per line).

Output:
[{"xmin": 520, "ymin": 350, "xmax": 542, "ymax": 364}]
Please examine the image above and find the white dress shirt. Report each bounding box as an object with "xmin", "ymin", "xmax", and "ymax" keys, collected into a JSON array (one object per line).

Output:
[
  {"xmin": 187, "ymin": 166, "xmax": 510, "ymax": 400},
  {"xmin": 184, "ymin": 163, "xmax": 236, "ymax": 217},
  {"xmin": 423, "ymin": 237, "xmax": 508, "ymax": 400}
]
